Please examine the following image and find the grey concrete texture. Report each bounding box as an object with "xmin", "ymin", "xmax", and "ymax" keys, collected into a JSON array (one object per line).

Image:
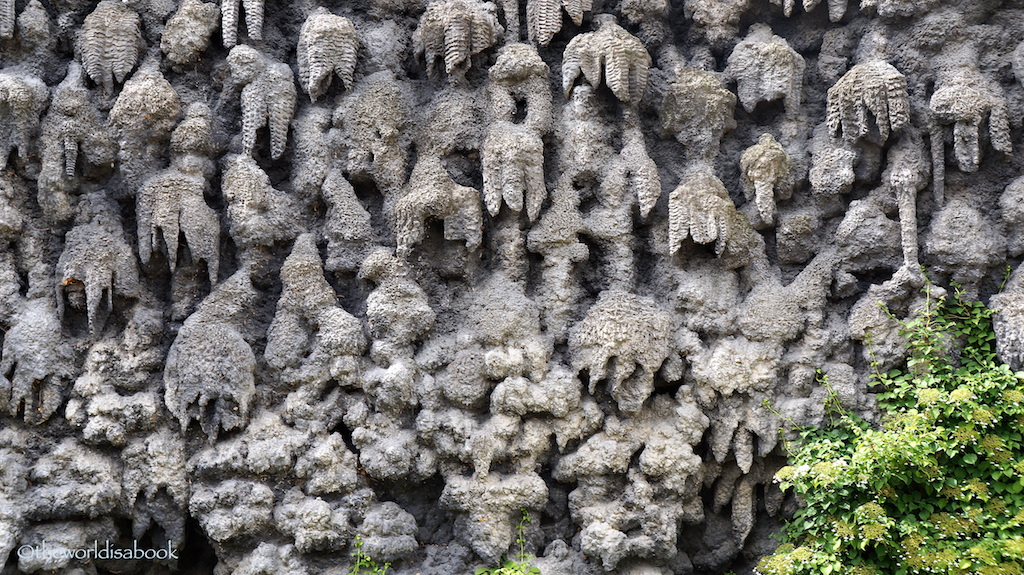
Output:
[{"xmin": 1, "ymin": 0, "xmax": 1023, "ymax": 574}]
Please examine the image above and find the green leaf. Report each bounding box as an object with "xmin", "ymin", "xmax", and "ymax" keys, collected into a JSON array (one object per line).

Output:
[{"xmin": 762, "ymin": 291, "xmax": 1024, "ymax": 575}]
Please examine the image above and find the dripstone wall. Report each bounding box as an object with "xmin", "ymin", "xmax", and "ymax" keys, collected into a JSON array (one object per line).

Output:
[{"xmin": 2, "ymin": 0, "xmax": 1024, "ymax": 574}]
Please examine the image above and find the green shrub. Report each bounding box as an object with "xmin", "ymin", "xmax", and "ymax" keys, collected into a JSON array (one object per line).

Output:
[
  {"xmin": 758, "ymin": 285, "xmax": 1024, "ymax": 575},
  {"xmin": 475, "ymin": 509, "xmax": 541, "ymax": 575},
  {"xmin": 348, "ymin": 535, "xmax": 390, "ymax": 575}
]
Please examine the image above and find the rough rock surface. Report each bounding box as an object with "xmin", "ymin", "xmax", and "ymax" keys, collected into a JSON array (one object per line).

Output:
[{"xmin": 1, "ymin": 1, "xmax": 1023, "ymax": 575}]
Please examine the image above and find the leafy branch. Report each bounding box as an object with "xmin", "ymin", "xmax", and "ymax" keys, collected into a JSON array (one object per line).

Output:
[
  {"xmin": 759, "ymin": 283, "xmax": 1024, "ymax": 575},
  {"xmin": 475, "ymin": 509, "xmax": 541, "ymax": 575},
  {"xmin": 348, "ymin": 535, "xmax": 390, "ymax": 575}
]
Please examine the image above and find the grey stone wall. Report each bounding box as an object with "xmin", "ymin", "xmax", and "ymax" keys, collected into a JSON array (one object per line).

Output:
[{"xmin": 1, "ymin": 0, "xmax": 1023, "ymax": 574}]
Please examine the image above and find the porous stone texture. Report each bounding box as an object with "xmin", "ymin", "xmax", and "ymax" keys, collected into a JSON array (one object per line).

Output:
[{"xmin": 1, "ymin": 1, "xmax": 1023, "ymax": 575}]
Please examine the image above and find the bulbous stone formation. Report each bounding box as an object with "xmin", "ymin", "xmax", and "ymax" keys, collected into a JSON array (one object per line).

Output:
[
  {"xmin": 161, "ymin": 0, "xmax": 220, "ymax": 67},
  {"xmin": 740, "ymin": 133, "xmax": 794, "ymax": 225},
  {"xmin": 413, "ymin": 0, "xmax": 503, "ymax": 82},
  {"xmin": 227, "ymin": 46, "xmax": 297, "ymax": 160},
  {"xmin": 80, "ymin": 0, "xmax": 142, "ymax": 96},
  {"xmin": 562, "ymin": 14, "xmax": 650, "ymax": 103},
  {"xmin": 297, "ymin": 9, "xmax": 359, "ymax": 102},
  {"xmin": 1, "ymin": 2, "xmax": 1024, "ymax": 575},
  {"xmin": 725, "ymin": 24, "xmax": 804, "ymax": 117},
  {"xmin": 527, "ymin": 0, "xmax": 591, "ymax": 46},
  {"xmin": 221, "ymin": 0, "xmax": 264, "ymax": 48},
  {"xmin": 0, "ymin": 71, "xmax": 47, "ymax": 172}
]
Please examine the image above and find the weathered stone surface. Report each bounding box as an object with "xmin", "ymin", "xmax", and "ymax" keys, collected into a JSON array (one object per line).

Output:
[{"xmin": 2, "ymin": 2, "xmax": 1023, "ymax": 574}]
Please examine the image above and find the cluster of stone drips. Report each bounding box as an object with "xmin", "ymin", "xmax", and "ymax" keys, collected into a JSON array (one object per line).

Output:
[{"xmin": 2, "ymin": 1, "xmax": 1024, "ymax": 574}]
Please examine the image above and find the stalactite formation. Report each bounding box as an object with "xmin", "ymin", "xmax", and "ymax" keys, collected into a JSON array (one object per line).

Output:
[{"xmin": 2, "ymin": 2, "xmax": 1024, "ymax": 575}]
